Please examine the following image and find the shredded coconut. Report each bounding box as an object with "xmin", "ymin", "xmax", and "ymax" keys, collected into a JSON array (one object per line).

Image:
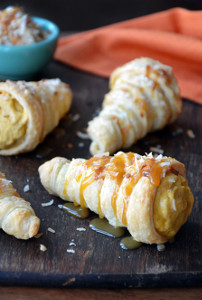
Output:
[
  {"xmin": 160, "ymin": 162, "xmax": 170, "ymax": 167},
  {"xmin": 69, "ymin": 242, "xmax": 76, "ymax": 246},
  {"xmin": 23, "ymin": 184, "xmax": 30, "ymax": 192},
  {"xmin": 72, "ymin": 114, "xmax": 80, "ymax": 122},
  {"xmin": 0, "ymin": 6, "xmax": 49, "ymax": 45},
  {"xmin": 41, "ymin": 199, "xmax": 54, "ymax": 207},
  {"xmin": 40, "ymin": 244, "xmax": 47, "ymax": 252},
  {"xmin": 76, "ymin": 227, "xmax": 86, "ymax": 232},
  {"xmin": 67, "ymin": 249, "xmax": 75, "ymax": 253},
  {"xmin": 187, "ymin": 129, "xmax": 195, "ymax": 139},
  {"xmin": 150, "ymin": 147, "xmax": 164, "ymax": 154},
  {"xmin": 76, "ymin": 131, "xmax": 90, "ymax": 139},
  {"xmin": 94, "ymin": 152, "xmax": 110, "ymax": 158},
  {"xmin": 134, "ymin": 155, "xmax": 140, "ymax": 172},
  {"xmin": 0, "ymin": 178, "xmax": 12, "ymax": 184},
  {"xmin": 48, "ymin": 227, "xmax": 55, "ymax": 234},
  {"xmin": 155, "ymin": 154, "xmax": 164, "ymax": 161},
  {"xmin": 157, "ymin": 244, "xmax": 166, "ymax": 252}
]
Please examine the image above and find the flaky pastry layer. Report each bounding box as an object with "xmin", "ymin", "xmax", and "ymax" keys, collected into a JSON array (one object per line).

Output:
[
  {"xmin": 39, "ymin": 152, "xmax": 193, "ymax": 244},
  {"xmin": 0, "ymin": 172, "xmax": 40, "ymax": 239},
  {"xmin": 0, "ymin": 79, "xmax": 72, "ymax": 155},
  {"xmin": 87, "ymin": 57, "xmax": 182, "ymax": 155}
]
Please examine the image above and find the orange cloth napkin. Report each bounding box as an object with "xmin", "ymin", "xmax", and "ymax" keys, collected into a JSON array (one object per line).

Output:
[{"xmin": 55, "ymin": 8, "xmax": 202, "ymax": 105}]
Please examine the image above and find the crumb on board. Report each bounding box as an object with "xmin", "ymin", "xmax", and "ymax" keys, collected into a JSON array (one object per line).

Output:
[
  {"xmin": 78, "ymin": 142, "xmax": 84, "ymax": 147},
  {"xmin": 69, "ymin": 242, "xmax": 76, "ymax": 247},
  {"xmin": 41, "ymin": 199, "xmax": 54, "ymax": 207},
  {"xmin": 187, "ymin": 129, "xmax": 195, "ymax": 139},
  {"xmin": 149, "ymin": 146, "xmax": 164, "ymax": 154},
  {"xmin": 48, "ymin": 227, "xmax": 55, "ymax": 234},
  {"xmin": 34, "ymin": 232, "xmax": 43, "ymax": 239},
  {"xmin": 76, "ymin": 131, "xmax": 90, "ymax": 139},
  {"xmin": 67, "ymin": 249, "xmax": 75, "ymax": 253},
  {"xmin": 68, "ymin": 143, "xmax": 73, "ymax": 148},
  {"xmin": 72, "ymin": 114, "xmax": 80, "ymax": 122},
  {"xmin": 76, "ymin": 227, "xmax": 86, "ymax": 232},
  {"xmin": 58, "ymin": 204, "xmax": 63, "ymax": 209},
  {"xmin": 23, "ymin": 184, "xmax": 30, "ymax": 192},
  {"xmin": 157, "ymin": 244, "xmax": 166, "ymax": 252},
  {"xmin": 40, "ymin": 244, "xmax": 47, "ymax": 252}
]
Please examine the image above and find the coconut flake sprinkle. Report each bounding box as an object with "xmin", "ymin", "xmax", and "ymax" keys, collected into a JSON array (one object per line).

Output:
[
  {"xmin": 41, "ymin": 199, "xmax": 54, "ymax": 207},
  {"xmin": 76, "ymin": 227, "xmax": 86, "ymax": 232},
  {"xmin": 23, "ymin": 184, "xmax": 30, "ymax": 192},
  {"xmin": 48, "ymin": 227, "xmax": 55, "ymax": 234},
  {"xmin": 150, "ymin": 147, "xmax": 164, "ymax": 154},
  {"xmin": 76, "ymin": 131, "xmax": 90, "ymax": 139},
  {"xmin": 40, "ymin": 244, "xmax": 47, "ymax": 252},
  {"xmin": 67, "ymin": 249, "xmax": 75, "ymax": 253},
  {"xmin": 187, "ymin": 129, "xmax": 195, "ymax": 139}
]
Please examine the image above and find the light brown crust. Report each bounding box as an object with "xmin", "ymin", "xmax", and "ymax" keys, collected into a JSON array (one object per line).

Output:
[
  {"xmin": 87, "ymin": 57, "xmax": 182, "ymax": 155},
  {"xmin": 0, "ymin": 79, "xmax": 72, "ymax": 155},
  {"xmin": 0, "ymin": 172, "xmax": 40, "ymax": 239},
  {"xmin": 38, "ymin": 152, "xmax": 192, "ymax": 244}
]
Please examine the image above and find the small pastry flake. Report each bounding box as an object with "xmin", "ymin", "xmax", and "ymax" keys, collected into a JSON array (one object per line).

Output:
[
  {"xmin": 0, "ymin": 78, "xmax": 72, "ymax": 155},
  {"xmin": 39, "ymin": 152, "xmax": 193, "ymax": 244},
  {"xmin": 87, "ymin": 57, "xmax": 182, "ymax": 155},
  {"xmin": 0, "ymin": 172, "xmax": 40, "ymax": 239}
]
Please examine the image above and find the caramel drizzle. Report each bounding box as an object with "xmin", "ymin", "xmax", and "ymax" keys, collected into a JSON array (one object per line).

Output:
[
  {"xmin": 121, "ymin": 157, "xmax": 165, "ymax": 226},
  {"xmin": 76, "ymin": 154, "xmax": 167, "ymax": 226},
  {"xmin": 77, "ymin": 156, "xmax": 111, "ymax": 211}
]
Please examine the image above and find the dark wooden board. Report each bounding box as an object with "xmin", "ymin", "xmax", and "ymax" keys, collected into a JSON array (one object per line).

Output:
[{"xmin": 0, "ymin": 61, "xmax": 201, "ymax": 288}]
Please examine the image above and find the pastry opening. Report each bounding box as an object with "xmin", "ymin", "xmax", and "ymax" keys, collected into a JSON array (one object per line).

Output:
[
  {"xmin": 0, "ymin": 91, "xmax": 28, "ymax": 150},
  {"xmin": 153, "ymin": 173, "xmax": 194, "ymax": 239}
]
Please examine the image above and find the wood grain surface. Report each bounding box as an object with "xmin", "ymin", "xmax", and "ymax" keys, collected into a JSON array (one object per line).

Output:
[
  {"xmin": 0, "ymin": 60, "xmax": 201, "ymax": 288},
  {"xmin": 0, "ymin": 286, "xmax": 201, "ymax": 300}
]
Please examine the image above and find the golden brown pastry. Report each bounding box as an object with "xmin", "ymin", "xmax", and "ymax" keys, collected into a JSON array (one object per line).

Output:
[
  {"xmin": 0, "ymin": 78, "xmax": 72, "ymax": 155},
  {"xmin": 0, "ymin": 172, "xmax": 40, "ymax": 239},
  {"xmin": 87, "ymin": 57, "xmax": 182, "ymax": 155},
  {"xmin": 39, "ymin": 152, "xmax": 193, "ymax": 244}
]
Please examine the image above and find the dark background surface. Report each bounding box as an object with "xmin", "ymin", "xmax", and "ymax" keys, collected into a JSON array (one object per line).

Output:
[
  {"xmin": 0, "ymin": 0, "xmax": 201, "ymax": 290},
  {"xmin": 0, "ymin": 0, "xmax": 202, "ymax": 31},
  {"xmin": 0, "ymin": 60, "xmax": 201, "ymax": 288}
]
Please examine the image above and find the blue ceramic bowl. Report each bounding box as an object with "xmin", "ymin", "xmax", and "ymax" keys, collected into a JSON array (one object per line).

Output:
[{"xmin": 0, "ymin": 17, "xmax": 59, "ymax": 80}]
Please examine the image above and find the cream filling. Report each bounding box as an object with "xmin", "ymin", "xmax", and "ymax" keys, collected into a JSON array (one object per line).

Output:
[
  {"xmin": 0, "ymin": 91, "xmax": 28, "ymax": 149},
  {"xmin": 154, "ymin": 173, "xmax": 194, "ymax": 239}
]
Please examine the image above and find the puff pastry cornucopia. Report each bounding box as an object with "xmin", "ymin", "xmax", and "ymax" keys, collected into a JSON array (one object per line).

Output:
[
  {"xmin": 0, "ymin": 79, "xmax": 72, "ymax": 155},
  {"xmin": 87, "ymin": 57, "xmax": 182, "ymax": 155},
  {"xmin": 39, "ymin": 152, "xmax": 193, "ymax": 244},
  {"xmin": 0, "ymin": 172, "xmax": 40, "ymax": 239}
]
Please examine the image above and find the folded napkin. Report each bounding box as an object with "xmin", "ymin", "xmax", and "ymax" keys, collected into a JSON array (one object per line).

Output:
[{"xmin": 55, "ymin": 8, "xmax": 202, "ymax": 105}]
